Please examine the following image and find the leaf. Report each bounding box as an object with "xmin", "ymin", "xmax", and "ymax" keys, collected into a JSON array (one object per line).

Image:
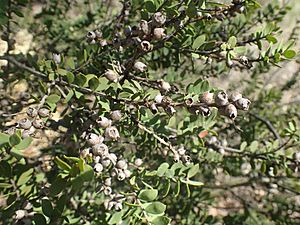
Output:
[
  {"xmin": 33, "ymin": 213, "xmax": 47, "ymax": 225},
  {"xmin": 75, "ymin": 73, "xmax": 87, "ymax": 87},
  {"xmin": 228, "ymin": 36, "xmax": 237, "ymax": 48},
  {"xmin": 42, "ymin": 198, "xmax": 54, "ymax": 217},
  {"xmin": 63, "ymin": 89, "xmax": 74, "ymax": 103},
  {"xmin": 151, "ymin": 216, "xmax": 171, "ymax": 225},
  {"xmin": 192, "ymin": 35, "xmax": 206, "ymax": 49},
  {"xmin": 66, "ymin": 72, "xmax": 75, "ymax": 83},
  {"xmin": 145, "ymin": 202, "xmax": 166, "ymax": 215},
  {"xmin": 283, "ymin": 49, "xmax": 296, "ymax": 59},
  {"xmin": 266, "ymin": 34, "xmax": 277, "ymax": 44},
  {"xmin": 180, "ymin": 178, "xmax": 204, "ymax": 186},
  {"xmin": 50, "ymin": 176, "xmax": 67, "ymax": 196},
  {"xmin": 187, "ymin": 164, "xmax": 199, "ymax": 178},
  {"xmin": 17, "ymin": 168, "xmax": 34, "ymax": 186},
  {"xmin": 9, "ymin": 133, "xmax": 21, "ymax": 147},
  {"xmin": 138, "ymin": 189, "xmax": 158, "ymax": 202},
  {"xmin": 55, "ymin": 156, "xmax": 71, "ymax": 171},
  {"xmin": 145, "ymin": 0, "xmax": 156, "ymax": 13},
  {"xmin": 88, "ymin": 77, "xmax": 100, "ymax": 91},
  {"xmin": 157, "ymin": 163, "xmax": 169, "ymax": 177},
  {"xmin": 0, "ymin": 132, "xmax": 9, "ymax": 145},
  {"xmin": 108, "ymin": 211, "xmax": 123, "ymax": 224},
  {"xmin": 0, "ymin": 161, "xmax": 11, "ymax": 177},
  {"xmin": 46, "ymin": 94, "xmax": 61, "ymax": 104},
  {"xmin": 14, "ymin": 137, "xmax": 33, "ymax": 150}
]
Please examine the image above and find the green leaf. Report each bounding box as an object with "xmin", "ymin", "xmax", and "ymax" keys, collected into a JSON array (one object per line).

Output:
[
  {"xmin": 138, "ymin": 189, "xmax": 158, "ymax": 202},
  {"xmin": 0, "ymin": 161, "xmax": 11, "ymax": 177},
  {"xmin": 33, "ymin": 213, "xmax": 47, "ymax": 225},
  {"xmin": 17, "ymin": 168, "xmax": 34, "ymax": 186},
  {"xmin": 42, "ymin": 198, "xmax": 54, "ymax": 217},
  {"xmin": 157, "ymin": 163, "xmax": 169, "ymax": 177},
  {"xmin": 180, "ymin": 178, "xmax": 204, "ymax": 186},
  {"xmin": 46, "ymin": 94, "xmax": 61, "ymax": 104},
  {"xmin": 9, "ymin": 133, "xmax": 21, "ymax": 147},
  {"xmin": 145, "ymin": 202, "xmax": 166, "ymax": 214},
  {"xmin": 55, "ymin": 156, "xmax": 71, "ymax": 171},
  {"xmin": 0, "ymin": 132, "xmax": 9, "ymax": 145},
  {"xmin": 57, "ymin": 68, "xmax": 68, "ymax": 76},
  {"xmin": 50, "ymin": 177, "xmax": 67, "ymax": 196},
  {"xmin": 266, "ymin": 34, "xmax": 277, "ymax": 44},
  {"xmin": 187, "ymin": 164, "xmax": 199, "ymax": 178},
  {"xmin": 145, "ymin": 0, "xmax": 156, "ymax": 13},
  {"xmin": 63, "ymin": 89, "xmax": 74, "ymax": 103},
  {"xmin": 192, "ymin": 35, "xmax": 206, "ymax": 49},
  {"xmin": 14, "ymin": 137, "xmax": 32, "ymax": 150},
  {"xmin": 66, "ymin": 72, "xmax": 75, "ymax": 83},
  {"xmin": 65, "ymin": 57, "xmax": 75, "ymax": 70},
  {"xmin": 283, "ymin": 49, "xmax": 296, "ymax": 59},
  {"xmin": 108, "ymin": 211, "xmax": 123, "ymax": 224},
  {"xmin": 88, "ymin": 77, "xmax": 100, "ymax": 91},
  {"xmin": 151, "ymin": 216, "xmax": 171, "ymax": 225},
  {"xmin": 75, "ymin": 74, "xmax": 87, "ymax": 87},
  {"xmin": 228, "ymin": 36, "xmax": 237, "ymax": 48}
]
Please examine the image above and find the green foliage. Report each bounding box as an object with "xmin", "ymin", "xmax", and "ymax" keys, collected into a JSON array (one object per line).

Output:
[{"xmin": 0, "ymin": 0, "xmax": 300, "ymax": 224}]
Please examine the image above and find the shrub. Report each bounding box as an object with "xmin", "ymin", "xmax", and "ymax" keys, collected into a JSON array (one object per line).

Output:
[{"xmin": 0, "ymin": 0, "xmax": 299, "ymax": 224}]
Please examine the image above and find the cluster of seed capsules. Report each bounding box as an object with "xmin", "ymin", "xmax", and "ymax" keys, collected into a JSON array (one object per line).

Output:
[
  {"xmin": 5, "ymin": 106, "xmax": 50, "ymax": 138},
  {"xmin": 80, "ymin": 110, "xmax": 136, "ymax": 211},
  {"xmin": 86, "ymin": 12, "xmax": 168, "ymax": 83}
]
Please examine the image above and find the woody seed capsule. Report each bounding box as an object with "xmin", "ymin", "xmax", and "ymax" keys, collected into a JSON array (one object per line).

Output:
[
  {"xmin": 223, "ymin": 104, "xmax": 238, "ymax": 120},
  {"xmin": 117, "ymin": 170, "xmax": 126, "ymax": 181},
  {"xmin": 199, "ymin": 106, "xmax": 211, "ymax": 117},
  {"xmin": 159, "ymin": 80, "xmax": 171, "ymax": 92},
  {"xmin": 153, "ymin": 28, "xmax": 166, "ymax": 40},
  {"xmin": 199, "ymin": 92, "xmax": 215, "ymax": 105},
  {"xmin": 97, "ymin": 116, "xmax": 112, "ymax": 128},
  {"xmin": 154, "ymin": 93, "xmax": 163, "ymax": 104},
  {"xmin": 18, "ymin": 118, "xmax": 32, "ymax": 129},
  {"xmin": 94, "ymin": 163, "xmax": 103, "ymax": 173},
  {"xmin": 140, "ymin": 41, "xmax": 153, "ymax": 52},
  {"xmin": 26, "ymin": 107, "xmax": 38, "ymax": 117},
  {"xmin": 134, "ymin": 158, "xmax": 143, "ymax": 167},
  {"xmin": 38, "ymin": 108, "xmax": 50, "ymax": 118},
  {"xmin": 235, "ymin": 98, "xmax": 251, "ymax": 111},
  {"xmin": 150, "ymin": 103, "xmax": 158, "ymax": 114},
  {"xmin": 92, "ymin": 143, "xmax": 109, "ymax": 157},
  {"xmin": 165, "ymin": 105, "xmax": 176, "ymax": 116},
  {"xmin": 116, "ymin": 160, "xmax": 127, "ymax": 170},
  {"xmin": 105, "ymin": 126, "xmax": 120, "ymax": 140},
  {"xmin": 110, "ymin": 110, "xmax": 122, "ymax": 121},
  {"xmin": 133, "ymin": 61, "xmax": 147, "ymax": 72},
  {"xmin": 139, "ymin": 20, "xmax": 150, "ymax": 35},
  {"xmin": 215, "ymin": 91, "xmax": 228, "ymax": 106},
  {"xmin": 153, "ymin": 12, "xmax": 166, "ymax": 26},
  {"xmin": 229, "ymin": 91, "xmax": 242, "ymax": 102},
  {"xmin": 86, "ymin": 133, "xmax": 102, "ymax": 146},
  {"xmin": 86, "ymin": 31, "xmax": 96, "ymax": 40},
  {"xmin": 104, "ymin": 69, "xmax": 119, "ymax": 83}
]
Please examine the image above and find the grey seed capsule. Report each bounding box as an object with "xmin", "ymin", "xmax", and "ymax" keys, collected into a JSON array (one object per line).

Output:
[
  {"xmin": 92, "ymin": 143, "xmax": 109, "ymax": 157},
  {"xmin": 117, "ymin": 170, "xmax": 126, "ymax": 181},
  {"xmin": 52, "ymin": 53, "xmax": 61, "ymax": 64},
  {"xmin": 101, "ymin": 159, "xmax": 111, "ymax": 167},
  {"xmin": 229, "ymin": 91, "xmax": 242, "ymax": 102},
  {"xmin": 86, "ymin": 133, "xmax": 102, "ymax": 146},
  {"xmin": 199, "ymin": 106, "xmax": 211, "ymax": 117},
  {"xmin": 116, "ymin": 160, "xmax": 127, "ymax": 170},
  {"xmin": 18, "ymin": 118, "xmax": 32, "ymax": 129},
  {"xmin": 32, "ymin": 118, "xmax": 44, "ymax": 129},
  {"xmin": 177, "ymin": 147, "xmax": 186, "ymax": 156},
  {"xmin": 124, "ymin": 26, "xmax": 132, "ymax": 37},
  {"xmin": 150, "ymin": 103, "xmax": 158, "ymax": 114},
  {"xmin": 26, "ymin": 107, "xmax": 38, "ymax": 117},
  {"xmin": 235, "ymin": 98, "xmax": 251, "ymax": 111},
  {"xmin": 124, "ymin": 169, "xmax": 131, "ymax": 178},
  {"xmin": 111, "ymin": 167, "xmax": 119, "ymax": 177},
  {"xmin": 105, "ymin": 126, "xmax": 120, "ymax": 141},
  {"xmin": 153, "ymin": 28, "xmax": 166, "ymax": 40},
  {"xmin": 223, "ymin": 104, "xmax": 238, "ymax": 120},
  {"xmin": 97, "ymin": 116, "xmax": 112, "ymax": 128},
  {"xmin": 94, "ymin": 163, "xmax": 103, "ymax": 173},
  {"xmin": 134, "ymin": 158, "xmax": 143, "ymax": 167},
  {"xmin": 159, "ymin": 80, "xmax": 171, "ymax": 92},
  {"xmin": 153, "ymin": 12, "xmax": 166, "ymax": 26},
  {"xmin": 140, "ymin": 40, "xmax": 153, "ymax": 52},
  {"xmin": 80, "ymin": 148, "xmax": 91, "ymax": 158},
  {"xmin": 103, "ymin": 186, "xmax": 112, "ymax": 196},
  {"xmin": 139, "ymin": 20, "xmax": 150, "ymax": 35},
  {"xmin": 86, "ymin": 31, "xmax": 96, "ymax": 40},
  {"xmin": 199, "ymin": 92, "xmax": 215, "ymax": 105},
  {"xmin": 104, "ymin": 69, "xmax": 119, "ymax": 83},
  {"xmin": 104, "ymin": 177, "xmax": 112, "ymax": 186},
  {"xmin": 110, "ymin": 110, "xmax": 122, "ymax": 121},
  {"xmin": 109, "ymin": 153, "xmax": 118, "ymax": 165},
  {"xmin": 154, "ymin": 94, "xmax": 163, "ymax": 104},
  {"xmin": 215, "ymin": 91, "xmax": 228, "ymax": 106},
  {"xmin": 114, "ymin": 202, "xmax": 123, "ymax": 211},
  {"xmin": 133, "ymin": 61, "xmax": 147, "ymax": 73},
  {"xmin": 4, "ymin": 127, "xmax": 16, "ymax": 135},
  {"xmin": 38, "ymin": 108, "xmax": 50, "ymax": 118}
]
